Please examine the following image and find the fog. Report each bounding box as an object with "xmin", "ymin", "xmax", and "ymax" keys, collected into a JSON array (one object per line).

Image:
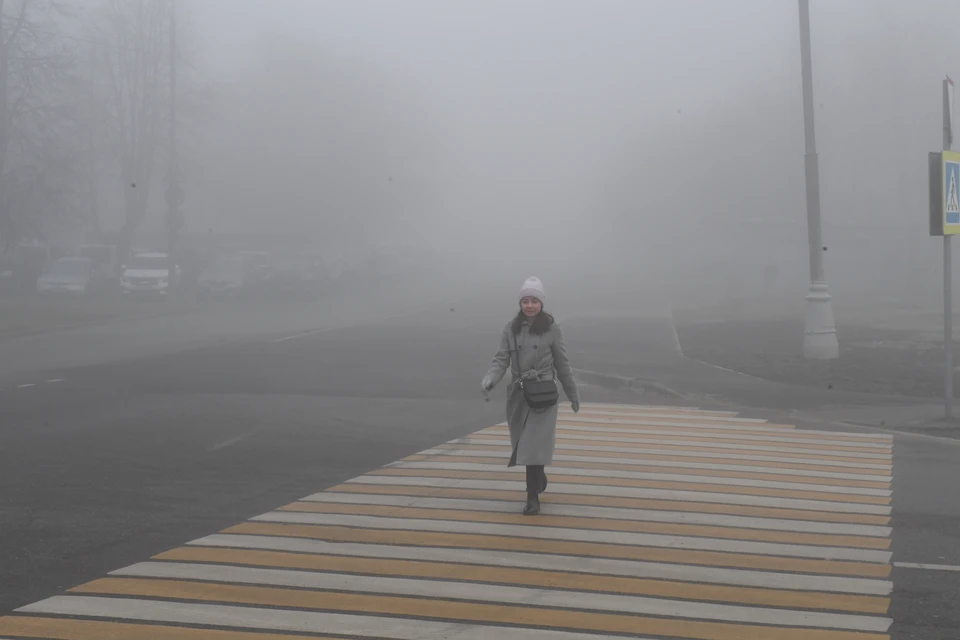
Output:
[
  {"xmin": 5, "ymin": 0, "xmax": 960, "ymax": 312},
  {"xmin": 184, "ymin": 0, "xmax": 960, "ymax": 306}
]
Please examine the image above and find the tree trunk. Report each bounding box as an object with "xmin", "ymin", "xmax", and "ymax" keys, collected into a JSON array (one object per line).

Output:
[{"xmin": 117, "ymin": 170, "xmax": 150, "ymax": 259}]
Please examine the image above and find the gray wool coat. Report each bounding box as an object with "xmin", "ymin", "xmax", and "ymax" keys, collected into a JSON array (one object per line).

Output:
[{"xmin": 484, "ymin": 318, "xmax": 580, "ymax": 466}]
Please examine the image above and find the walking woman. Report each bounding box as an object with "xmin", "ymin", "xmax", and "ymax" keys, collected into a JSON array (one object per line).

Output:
[{"xmin": 481, "ymin": 277, "xmax": 580, "ymax": 515}]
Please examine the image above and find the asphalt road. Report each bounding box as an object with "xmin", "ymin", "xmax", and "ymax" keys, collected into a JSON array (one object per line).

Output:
[
  {"xmin": 0, "ymin": 289, "xmax": 509, "ymax": 613},
  {"xmin": 0, "ymin": 283, "xmax": 958, "ymax": 638}
]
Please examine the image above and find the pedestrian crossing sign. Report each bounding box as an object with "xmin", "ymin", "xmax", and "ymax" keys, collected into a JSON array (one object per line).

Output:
[
  {"xmin": 947, "ymin": 158, "xmax": 960, "ymax": 226},
  {"xmin": 930, "ymin": 150, "xmax": 960, "ymax": 235}
]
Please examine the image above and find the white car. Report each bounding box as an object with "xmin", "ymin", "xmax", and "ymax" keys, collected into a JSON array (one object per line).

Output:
[
  {"xmin": 120, "ymin": 252, "xmax": 181, "ymax": 296},
  {"xmin": 37, "ymin": 257, "xmax": 96, "ymax": 295}
]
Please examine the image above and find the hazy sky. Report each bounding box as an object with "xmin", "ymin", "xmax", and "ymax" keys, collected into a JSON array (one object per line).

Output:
[{"xmin": 165, "ymin": 0, "xmax": 960, "ymax": 285}]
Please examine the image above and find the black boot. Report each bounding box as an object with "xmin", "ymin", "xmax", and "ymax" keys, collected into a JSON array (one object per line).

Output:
[
  {"xmin": 523, "ymin": 493, "xmax": 540, "ymax": 515},
  {"xmin": 524, "ymin": 465, "xmax": 543, "ymax": 515},
  {"xmin": 526, "ymin": 464, "xmax": 547, "ymax": 493}
]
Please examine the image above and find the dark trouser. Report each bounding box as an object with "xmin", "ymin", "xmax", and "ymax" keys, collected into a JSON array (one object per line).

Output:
[{"xmin": 525, "ymin": 464, "xmax": 544, "ymax": 497}]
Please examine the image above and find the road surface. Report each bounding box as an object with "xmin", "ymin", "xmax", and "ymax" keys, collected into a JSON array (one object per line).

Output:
[{"xmin": 0, "ymin": 282, "xmax": 956, "ymax": 638}]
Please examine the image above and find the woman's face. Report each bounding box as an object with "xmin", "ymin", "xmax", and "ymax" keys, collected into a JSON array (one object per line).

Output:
[{"xmin": 520, "ymin": 296, "xmax": 542, "ymax": 318}]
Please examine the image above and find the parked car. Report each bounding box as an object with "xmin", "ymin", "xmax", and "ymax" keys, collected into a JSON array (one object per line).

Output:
[
  {"xmin": 78, "ymin": 244, "xmax": 121, "ymax": 278},
  {"xmin": 120, "ymin": 252, "xmax": 181, "ymax": 296},
  {"xmin": 36, "ymin": 257, "xmax": 102, "ymax": 295},
  {"xmin": 238, "ymin": 250, "xmax": 273, "ymax": 283},
  {"xmin": 197, "ymin": 255, "xmax": 249, "ymax": 297},
  {"xmin": 245, "ymin": 264, "xmax": 324, "ymax": 301}
]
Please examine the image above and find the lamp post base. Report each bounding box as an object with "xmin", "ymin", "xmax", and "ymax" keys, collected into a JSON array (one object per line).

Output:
[{"xmin": 803, "ymin": 281, "xmax": 839, "ymax": 360}]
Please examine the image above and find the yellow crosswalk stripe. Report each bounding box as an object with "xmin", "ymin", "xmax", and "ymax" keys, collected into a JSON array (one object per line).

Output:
[
  {"xmin": 326, "ymin": 482, "xmax": 893, "ymax": 524},
  {"xmin": 368, "ymin": 467, "xmax": 893, "ymax": 504},
  {"xmin": 459, "ymin": 437, "xmax": 893, "ymax": 464},
  {"xmin": 223, "ymin": 521, "xmax": 892, "ymax": 577},
  {"xmin": 69, "ymin": 577, "xmax": 890, "ymax": 640},
  {"xmin": 434, "ymin": 442, "xmax": 892, "ymax": 475},
  {"xmin": 276, "ymin": 500, "xmax": 892, "ymax": 549},
  {"xmin": 403, "ymin": 453, "xmax": 892, "ymax": 488},
  {"xmin": 550, "ymin": 422, "xmax": 889, "ymax": 443},
  {"xmin": 0, "ymin": 617, "xmax": 338, "ymax": 640},
  {"xmin": 0, "ymin": 403, "xmax": 894, "ymax": 639}
]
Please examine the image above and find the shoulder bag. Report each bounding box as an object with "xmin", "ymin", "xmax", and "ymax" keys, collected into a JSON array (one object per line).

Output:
[{"xmin": 512, "ymin": 328, "xmax": 559, "ymax": 409}]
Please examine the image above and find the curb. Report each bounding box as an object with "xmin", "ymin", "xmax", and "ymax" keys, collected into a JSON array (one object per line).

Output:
[{"xmin": 572, "ymin": 368, "xmax": 687, "ymax": 400}]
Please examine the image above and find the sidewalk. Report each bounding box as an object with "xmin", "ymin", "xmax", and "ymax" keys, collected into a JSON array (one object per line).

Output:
[
  {"xmin": 564, "ymin": 313, "xmax": 958, "ymax": 438},
  {"xmin": 0, "ymin": 402, "xmax": 894, "ymax": 639}
]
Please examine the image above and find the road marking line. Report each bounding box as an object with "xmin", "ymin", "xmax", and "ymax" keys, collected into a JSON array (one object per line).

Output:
[
  {"xmin": 565, "ymin": 412, "xmax": 772, "ymax": 425},
  {"xmin": 6, "ymin": 402, "xmax": 895, "ymax": 639},
  {"xmin": 347, "ymin": 475, "xmax": 893, "ymax": 514},
  {"xmin": 565, "ymin": 407, "xmax": 740, "ymax": 418},
  {"xmin": 280, "ymin": 500, "xmax": 891, "ymax": 549},
  {"xmin": 209, "ymin": 433, "xmax": 253, "ymax": 452},
  {"xmin": 894, "ymin": 562, "xmax": 960, "ymax": 571},
  {"xmin": 554, "ymin": 425, "xmax": 891, "ymax": 445},
  {"xmin": 251, "ymin": 511, "xmax": 893, "ymax": 562},
  {"xmin": 516, "ymin": 432, "xmax": 894, "ymax": 457},
  {"xmin": 456, "ymin": 437, "xmax": 893, "ymax": 465},
  {"xmin": 58, "ymin": 583, "xmax": 893, "ymax": 639},
  {"xmin": 228, "ymin": 521, "xmax": 893, "ymax": 577},
  {"xmin": 271, "ymin": 326, "xmax": 341, "ymax": 343},
  {"xmin": 0, "ymin": 617, "xmax": 339, "ymax": 640},
  {"xmin": 438, "ymin": 441, "xmax": 893, "ymax": 471},
  {"xmin": 391, "ymin": 461, "xmax": 893, "ymax": 496},
  {"xmin": 565, "ymin": 406, "xmax": 737, "ymax": 415},
  {"xmin": 370, "ymin": 468, "xmax": 893, "ymax": 505},
  {"xmin": 156, "ymin": 546, "xmax": 890, "ymax": 612},
  {"xmin": 413, "ymin": 449, "xmax": 894, "ymax": 483},
  {"xmin": 187, "ymin": 534, "xmax": 894, "ymax": 594},
  {"xmin": 14, "ymin": 597, "xmax": 655, "ymax": 640},
  {"xmin": 327, "ymin": 483, "xmax": 892, "ymax": 525},
  {"xmin": 300, "ymin": 492, "xmax": 893, "ymax": 536},
  {"xmin": 545, "ymin": 424, "xmax": 895, "ymax": 448},
  {"xmin": 562, "ymin": 417, "xmax": 798, "ymax": 430},
  {"xmin": 45, "ymin": 379, "xmax": 65, "ymax": 383},
  {"xmin": 576, "ymin": 402, "xmax": 721, "ymax": 412},
  {"xmin": 557, "ymin": 412, "xmax": 891, "ymax": 442},
  {"xmin": 16, "ymin": 383, "xmax": 35, "ymax": 388},
  {"xmin": 110, "ymin": 562, "xmax": 891, "ymax": 631}
]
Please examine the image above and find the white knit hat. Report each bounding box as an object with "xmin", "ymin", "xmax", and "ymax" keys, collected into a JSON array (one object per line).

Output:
[{"xmin": 518, "ymin": 276, "xmax": 546, "ymax": 304}]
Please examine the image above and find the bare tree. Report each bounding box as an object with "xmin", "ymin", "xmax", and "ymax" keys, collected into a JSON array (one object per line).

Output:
[
  {"xmin": 0, "ymin": 0, "xmax": 82, "ymax": 254},
  {"xmin": 200, "ymin": 36, "xmax": 441, "ymax": 261},
  {"xmin": 91, "ymin": 0, "xmax": 169, "ymax": 257}
]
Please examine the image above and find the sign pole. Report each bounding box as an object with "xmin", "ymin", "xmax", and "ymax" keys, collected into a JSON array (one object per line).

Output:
[
  {"xmin": 947, "ymin": 234, "xmax": 953, "ymax": 418},
  {"xmin": 945, "ymin": 76, "xmax": 955, "ymax": 418}
]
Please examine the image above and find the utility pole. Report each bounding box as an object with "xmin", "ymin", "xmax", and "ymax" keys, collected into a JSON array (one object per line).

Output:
[
  {"xmin": 944, "ymin": 76, "xmax": 954, "ymax": 418},
  {"xmin": 798, "ymin": 0, "xmax": 839, "ymax": 359},
  {"xmin": 87, "ymin": 44, "xmax": 101, "ymax": 243},
  {"xmin": 164, "ymin": 0, "xmax": 184, "ymax": 292}
]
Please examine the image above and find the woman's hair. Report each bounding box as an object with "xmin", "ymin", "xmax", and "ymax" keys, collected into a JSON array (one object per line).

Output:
[{"xmin": 512, "ymin": 309, "xmax": 555, "ymax": 336}]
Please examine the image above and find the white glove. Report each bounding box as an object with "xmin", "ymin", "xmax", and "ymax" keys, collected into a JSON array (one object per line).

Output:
[{"xmin": 520, "ymin": 370, "xmax": 540, "ymax": 382}]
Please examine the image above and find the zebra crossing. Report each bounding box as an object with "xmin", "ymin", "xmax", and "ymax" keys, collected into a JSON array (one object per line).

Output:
[{"xmin": 0, "ymin": 402, "xmax": 894, "ymax": 639}]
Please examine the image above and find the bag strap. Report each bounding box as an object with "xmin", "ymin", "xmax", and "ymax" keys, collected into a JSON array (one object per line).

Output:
[{"xmin": 511, "ymin": 328, "xmax": 521, "ymax": 384}]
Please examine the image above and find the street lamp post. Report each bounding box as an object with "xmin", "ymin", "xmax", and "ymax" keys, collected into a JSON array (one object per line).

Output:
[
  {"xmin": 798, "ymin": 0, "xmax": 839, "ymax": 360},
  {"xmin": 165, "ymin": 0, "xmax": 184, "ymax": 291}
]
